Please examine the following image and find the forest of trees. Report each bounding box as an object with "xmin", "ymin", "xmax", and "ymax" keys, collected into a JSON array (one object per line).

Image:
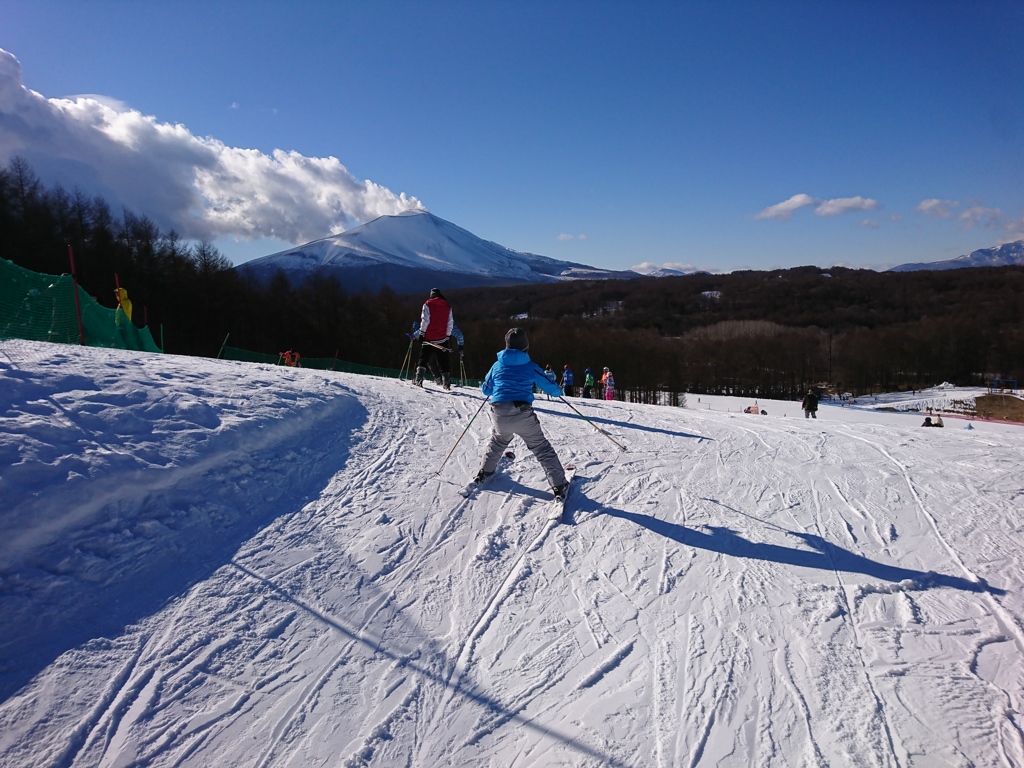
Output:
[{"xmin": 2, "ymin": 157, "xmax": 1022, "ymax": 398}]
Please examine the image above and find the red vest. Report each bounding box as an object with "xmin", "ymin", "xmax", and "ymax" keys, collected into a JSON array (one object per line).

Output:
[{"xmin": 421, "ymin": 297, "xmax": 452, "ymax": 341}]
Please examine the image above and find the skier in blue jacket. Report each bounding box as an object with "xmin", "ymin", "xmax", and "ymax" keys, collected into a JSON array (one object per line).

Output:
[
  {"xmin": 474, "ymin": 328, "xmax": 568, "ymax": 499},
  {"xmin": 560, "ymin": 365, "xmax": 574, "ymax": 397}
]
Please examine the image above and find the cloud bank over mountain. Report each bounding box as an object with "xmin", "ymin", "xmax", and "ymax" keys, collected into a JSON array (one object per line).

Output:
[{"xmin": 0, "ymin": 48, "xmax": 423, "ymax": 244}]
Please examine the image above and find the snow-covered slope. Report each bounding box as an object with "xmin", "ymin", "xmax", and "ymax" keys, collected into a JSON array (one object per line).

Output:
[
  {"xmin": 889, "ymin": 239, "xmax": 1024, "ymax": 272},
  {"xmin": 2, "ymin": 339, "xmax": 1023, "ymax": 767},
  {"xmin": 236, "ymin": 210, "xmax": 638, "ymax": 293}
]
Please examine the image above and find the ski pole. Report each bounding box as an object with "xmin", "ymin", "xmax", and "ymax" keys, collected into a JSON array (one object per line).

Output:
[
  {"xmin": 398, "ymin": 338, "xmax": 413, "ymax": 380},
  {"xmin": 436, "ymin": 396, "xmax": 490, "ymax": 475},
  {"xmin": 559, "ymin": 396, "xmax": 628, "ymax": 452}
]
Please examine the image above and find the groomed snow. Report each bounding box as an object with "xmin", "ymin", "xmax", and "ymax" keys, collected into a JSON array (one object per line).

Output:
[{"xmin": 1, "ymin": 339, "xmax": 1023, "ymax": 767}]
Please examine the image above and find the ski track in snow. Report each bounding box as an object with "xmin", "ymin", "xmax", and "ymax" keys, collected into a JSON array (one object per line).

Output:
[{"xmin": 2, "ymin": 341, "xmax": 1024, "ymax": 767}]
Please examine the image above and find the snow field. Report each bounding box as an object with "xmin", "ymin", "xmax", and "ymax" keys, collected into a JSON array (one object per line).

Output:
[{"xmin": 1, "ymin": 339, "xmax": 1023, "ymax": 767}]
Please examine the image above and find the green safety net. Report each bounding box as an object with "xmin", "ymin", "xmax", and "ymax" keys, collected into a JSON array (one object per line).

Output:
[
  {"xmin": 0, "ymin": 258, "xmax": 162, "ymax": 353},
  {"xmin": 221, "ymin": 345, "xmax": 483, "ymax": 387}
]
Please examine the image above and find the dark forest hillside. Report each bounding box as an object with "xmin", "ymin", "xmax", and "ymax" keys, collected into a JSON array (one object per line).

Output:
[{"xmin": 2, "ymin": 158, "xmax": 1021, "ymax": 397}]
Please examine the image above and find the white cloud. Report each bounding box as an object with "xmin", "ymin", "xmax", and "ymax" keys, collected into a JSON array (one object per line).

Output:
[
  {"xmin": 0, "ymin": 48, "xmax": 424, "ymax": 244},
  {"xmin": 916, "ymin": 197, "xmax": 1021, "ymax": 240},
  {"xmin": 958, "ymin": 205, "xmax": 1001, "ymax": 229},
  {"xmin": 916, "ymin": 198, "xmax": 959, "ymax": 218},
  {"xmin": 629, "ymin": 261, "xmax": 702, "ymax": 275},
  {"xmin": 756, "ymin": 194, "xmax": 881, "ymax": 221},
  {"xmin": 557, "ymin": 233, "xmax": 587, "ymax": 241},
  {"xmin": 755, "ymin": 193, "xmax": 819, "ymax": 220},
  {"xmin": 814, "ymin": 196, "xmax": 880, "ymax": 217},
  {"xmin": 1001, "ymin": 215, "xmax": 1024, "ymax": 242},
  {"xmin": 858, "ymin": 218, "xmax": 880, "ymax": 229},
  {"xmin": 630, "ymin": 261, "xmax": 659, "ymax": 273}
]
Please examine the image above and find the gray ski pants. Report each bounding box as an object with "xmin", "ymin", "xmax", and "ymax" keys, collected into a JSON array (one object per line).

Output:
[{"xmin": 481, "ymin": 402, "xmax": 565, "ymax": 488}]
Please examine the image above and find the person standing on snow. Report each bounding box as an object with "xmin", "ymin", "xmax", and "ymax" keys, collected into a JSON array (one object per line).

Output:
[
  {"xmin": 427, "ymin": 325, "xmax": 465, "ymax": 386},
  {"xmin": 543, "ymin": 364, "xmax": 557, "ymax": 400},
  {"xmin": 473, "ymin": 328, "xmax": 568, "ymax": 499},
  {"xmin": 560, "ymin": 364, "xmax": 574, "ymax": 397},
  {"xmin": 582, "ymin": 368, "xmax": 595, "ymax": 399},
  {"xmin": 413, "ymin": 288, "xmax": 454, "ymax": 390},
  {"xmin": 600, "ymin": 367, "xmax": 615, "ymax": 400},
  {"xmin": 802, "ymin": 389, "xmax": 819, "ymax": 419}
]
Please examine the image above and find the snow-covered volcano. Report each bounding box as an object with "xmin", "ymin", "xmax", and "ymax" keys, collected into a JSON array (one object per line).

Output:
[{"xmin": 236, "ymin": 210, "xmax": 637, "ymax": 293}]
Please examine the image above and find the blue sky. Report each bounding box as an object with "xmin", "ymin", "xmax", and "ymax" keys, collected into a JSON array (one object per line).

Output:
[{"xmin": 2, "ymin": 0, "xmax": 1022, "ymax": 272}]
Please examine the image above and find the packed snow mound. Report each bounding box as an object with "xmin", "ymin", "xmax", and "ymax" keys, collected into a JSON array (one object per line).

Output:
[{"xmin": 1, "ymin": 339, "xmax": 1023, "ymax": 767}]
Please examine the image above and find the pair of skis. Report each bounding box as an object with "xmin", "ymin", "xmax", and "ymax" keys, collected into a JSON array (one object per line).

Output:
[{"xmin": 459, "ymin": 452, "xmax": 576, "ymax": 522}]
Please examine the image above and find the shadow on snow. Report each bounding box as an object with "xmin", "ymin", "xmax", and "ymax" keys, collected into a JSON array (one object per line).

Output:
[{"xmin": 586, "ymin": 505, "xmax": 1004, "ymax": 596}]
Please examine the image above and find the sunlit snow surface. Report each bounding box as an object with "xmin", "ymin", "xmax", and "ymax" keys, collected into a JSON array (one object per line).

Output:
[{"xmin": 1, "ymin": 339, "xmax": 1022, "ymax": 767}]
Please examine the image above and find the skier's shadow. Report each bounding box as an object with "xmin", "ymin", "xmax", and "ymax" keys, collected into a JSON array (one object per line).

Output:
[
  {"xmin": 532, "ymin": 402, "xmax": 709, "ymax": 442},
  {"xmin": 577, "ymin": 504, "xmax": 1004, "ymax": 596}
]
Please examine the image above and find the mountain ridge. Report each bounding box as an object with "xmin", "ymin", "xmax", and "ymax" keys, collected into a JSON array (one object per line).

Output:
[{"xmin": 888, "ymin": 239, "xmax": 1024, "ymax": 272}]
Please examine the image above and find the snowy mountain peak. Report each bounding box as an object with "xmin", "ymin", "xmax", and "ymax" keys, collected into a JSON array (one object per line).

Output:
[
  {"xmin": 888, "ymin": 239, "xmax": 1024, "ymax": 272},
  {"xmin": 236, "ymin": 211, "xmax": 636, "ymax": 294}
]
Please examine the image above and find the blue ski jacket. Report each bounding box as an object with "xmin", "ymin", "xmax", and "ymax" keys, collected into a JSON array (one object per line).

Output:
[{"xmin": 481, "ymin": 349, "xmax": 563, "ymax": 404}]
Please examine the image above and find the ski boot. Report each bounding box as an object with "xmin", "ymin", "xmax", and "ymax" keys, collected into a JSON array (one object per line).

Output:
[
  {"xmin": 442, "ymin": 372, "xmax": 451, "ymax": 391},
  {"xmin": 413, "ymin": 366, "xmax": 426, "ymax": 387}
]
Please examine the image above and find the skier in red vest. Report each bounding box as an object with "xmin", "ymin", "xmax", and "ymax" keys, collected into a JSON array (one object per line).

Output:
[{"xmin": 413, "ymin": 288, "xmax": 454, "ymax": 390}]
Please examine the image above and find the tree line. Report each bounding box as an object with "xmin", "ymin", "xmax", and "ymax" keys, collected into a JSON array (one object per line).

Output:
[{"xmin": 2, "ymin": 157, "xmax": 1021, "ymax": 397}]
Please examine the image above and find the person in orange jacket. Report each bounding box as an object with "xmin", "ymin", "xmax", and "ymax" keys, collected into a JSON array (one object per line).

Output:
[{"xmin": 599, "ymin": 367, "xmax": 615, "ymax": 400}]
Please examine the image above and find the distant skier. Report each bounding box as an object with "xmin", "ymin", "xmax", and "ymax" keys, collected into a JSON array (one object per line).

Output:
[
  {"xmin": 543, "ymin": 364, "xmax": 557, "ymax": 400},
  {"xmin": 600, "ymin": 367, "xmax": 615, "ymax": 401},
  {"xmin": 473, "ymin": 328, "xmax": 568, "ymax": 500},
  {"xmin": 802, "ymin": 389, "xmax": 819, "ymax": 419},
  {"xmin": 560, "ymin": 364, "xmax": 574, "ymax": 397},
  {"xmin": 413, "ymin": 288, "xmax": 454, "ymax": 390},
  {"xmin": 582, "ymin": 368, "xmax": 595, "ymax": 399}
]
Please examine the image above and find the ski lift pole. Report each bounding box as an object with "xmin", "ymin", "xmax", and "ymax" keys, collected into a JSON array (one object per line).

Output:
[
  {"xmin": 559, "ymin": 396, "xmax": 628, "ymax": 452},
  {"xmin": 436, "ymin": 396, "xmax": 489, "ymax": 475}
]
